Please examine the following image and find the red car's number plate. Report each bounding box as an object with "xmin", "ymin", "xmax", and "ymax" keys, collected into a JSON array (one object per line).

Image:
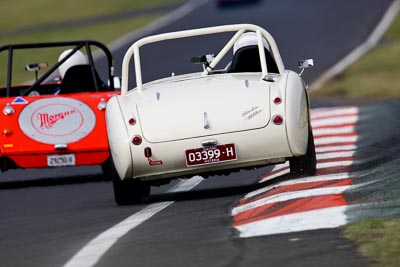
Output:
[
  {"xmin": 47, "ymin": 154, "xmax": 76, "ymax": 167},
  {"xmin": 185, "ymin": 143, "xmax": 237, "ymax": 167}
]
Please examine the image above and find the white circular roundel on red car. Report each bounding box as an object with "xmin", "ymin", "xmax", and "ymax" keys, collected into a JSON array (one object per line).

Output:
[{"xmin": 18, "ymin": 97, "xmax": 96, "ymax": 144}]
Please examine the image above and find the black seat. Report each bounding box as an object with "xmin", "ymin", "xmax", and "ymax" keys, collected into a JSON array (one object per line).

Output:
[
  {"xmin": 228, "ymin": 45, "xmax": 279, "ymax": 73},
  {"xmin": 60, "ymin": 64, "xmax": 104, "ymax": 94}
]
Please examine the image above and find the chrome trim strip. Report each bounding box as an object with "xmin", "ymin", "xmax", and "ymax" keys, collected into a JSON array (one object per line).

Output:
[{"xmin": 201, "ymin": 139, "xmax": 217, "ymax": 147}]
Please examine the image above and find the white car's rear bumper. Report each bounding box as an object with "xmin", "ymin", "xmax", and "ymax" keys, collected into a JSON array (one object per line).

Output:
[{"xmin": 127, "ymin": 124, "xmax": 292, "ymax": 181}]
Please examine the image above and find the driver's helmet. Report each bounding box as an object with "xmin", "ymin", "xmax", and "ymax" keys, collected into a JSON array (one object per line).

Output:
[
  {"xmin": 58, "ymin": 49, "xmax": 88, "ymax": 78},
  {"xmin": 233, "ymin": 32, "xmax": 271, "ymax": 54}
]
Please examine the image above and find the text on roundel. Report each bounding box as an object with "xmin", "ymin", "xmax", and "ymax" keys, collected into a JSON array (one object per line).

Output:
[{"xmin": 36, "ymin": 109, "xmax": 77, "ymax": 130}]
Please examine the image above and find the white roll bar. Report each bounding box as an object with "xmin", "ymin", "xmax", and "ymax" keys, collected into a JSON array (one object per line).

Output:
[{"xmin": 121, "ymin": 24, "xmax": 286, "ymax": 96}]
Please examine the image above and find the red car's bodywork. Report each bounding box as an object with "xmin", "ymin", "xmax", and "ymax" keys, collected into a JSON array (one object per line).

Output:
[{"xmin": 0, "ymin": 41, "xmax": 118, "ymax": 173}]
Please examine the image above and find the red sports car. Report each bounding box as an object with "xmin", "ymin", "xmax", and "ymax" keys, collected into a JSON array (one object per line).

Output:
[{"xmin": 0, "ymin": 40, "xmax": 119, "ymax": 176}]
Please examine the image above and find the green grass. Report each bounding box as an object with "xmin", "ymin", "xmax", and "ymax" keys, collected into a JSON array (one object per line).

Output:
[
  {"xmin": 0, "ymin": 0, "xmax": 181, "ymax": 33},
  {"xmin": 311, "ymin": 14, "xmax": 400, "ymax": 99},
  {"xmin": 0, "ymin": 0, "xmax": 182, "ymax": 85},
  {"xmin": 343, "ymin": 219, "xmax": 400, "ymax": 267},
  {"xmin": 2, "ymin": 14, "xmax": 161, "ymax": 44},
  {"xmin": 385, "ymin": 13, "xmax": 400, "ymax": 41}
]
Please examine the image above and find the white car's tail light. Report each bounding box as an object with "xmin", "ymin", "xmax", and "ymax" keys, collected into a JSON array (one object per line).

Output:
[
  {"xmin": 272, "ymin": 115, "xmax": 283, "ymax": 125},
  {"xmin": 273, "ymin": 97, "xmax": 282, "ymax": 105},
  {"xmin": 128, "ymin": 118, "xmax": 136, "ymax": 125},
  {"xmin": 132, "ymin": 135, "xmax": 142, "ymax": 145}
]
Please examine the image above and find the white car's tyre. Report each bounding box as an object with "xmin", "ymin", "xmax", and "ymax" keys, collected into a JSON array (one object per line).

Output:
[
  {"xmin": 111, "ymin": 158, "xmax": 150, "ymax": 205},
  {"xmin": 289, "ymin": 125, "xmax": 317, "ymax": 177},
  {"xmin": 101, "ymin": 157, "xmax": 112, "ymax": 180}
]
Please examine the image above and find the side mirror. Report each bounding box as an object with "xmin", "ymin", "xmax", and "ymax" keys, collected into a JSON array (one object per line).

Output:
[
  {"xmin": 191, "ymin": 54, "xmax": 215, "ymax": 72},
  {"xmin": 109, "ymin": 76, "xmax": 121, "ymax": 90},
  {"xmin": 190, "ymin": 55, "xmax": 205, "ymax": 64},
  {"xmin": 298, "ymin": 59, "xmax": 314, "ymax": 76},
  {"xmin": 25, "ymin": 62, "xmax": 48, "ymax": 72},
  {"xmin": 25, "ymin": 62, "xmax": 48, "ymax": 81},
  {"xmin": 299, "ymin": 59, "xmax": 314, "ymax": 68}
]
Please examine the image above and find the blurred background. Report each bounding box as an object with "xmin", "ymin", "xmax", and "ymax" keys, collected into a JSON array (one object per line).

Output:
[{"xmin": 1, "ymin": 0, "xmax": 399, "ymax": 99}]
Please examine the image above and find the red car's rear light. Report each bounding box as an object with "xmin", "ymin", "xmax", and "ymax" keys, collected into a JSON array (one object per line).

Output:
[{"xmin": 3, "ymin": 128, "xmax": 13, "ymax": 136}]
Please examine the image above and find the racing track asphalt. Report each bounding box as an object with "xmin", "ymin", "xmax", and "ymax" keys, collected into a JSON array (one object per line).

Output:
[{"xmin": 0, "ymin": 0, "xmax": 398, "ymax": 266}]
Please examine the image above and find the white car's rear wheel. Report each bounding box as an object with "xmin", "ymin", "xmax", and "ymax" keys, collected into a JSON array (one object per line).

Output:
[
  {"xmin": 101, "ymin": 157, "xmax": 112, "ymax": 180},
  {"xmin": 110, "ymin": 158, "xmax": 150, "ymax": 205},
  {"xmin": 289, "ymin": 125, "xmax": 317, "ymax": 177}
]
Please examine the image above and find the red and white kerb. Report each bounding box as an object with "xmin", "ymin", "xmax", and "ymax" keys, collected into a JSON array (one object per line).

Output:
[{"xmin": 232, "ymin": 106, "xmax": 359, "ymax": 237}]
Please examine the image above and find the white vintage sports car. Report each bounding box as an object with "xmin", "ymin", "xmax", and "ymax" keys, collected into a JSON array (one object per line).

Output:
[{"xmin": 106, "ymin": 24, "xmax": 316, "ymax": 205}]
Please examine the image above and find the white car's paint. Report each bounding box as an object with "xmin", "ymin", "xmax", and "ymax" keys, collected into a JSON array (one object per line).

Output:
[
  {"xmin": 285, "ymin": 71, "xmax": 308, "ymax": 156},
  {"xmin": 137, "ymin": 74, "xmax": 272, "ymax": 142},
  {"xmin": 106, "ymin": 24, "xmax": 311, "ymax": 182},
  {"xmin": 106, "ymin": 96, "xmax": 134, "ymax": 179}
]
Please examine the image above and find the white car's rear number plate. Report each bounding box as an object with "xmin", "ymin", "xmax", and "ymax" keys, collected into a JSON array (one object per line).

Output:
[
  {"xmin": 185, "ymin": 143, "xmax": 237, "ymax": 167},
  {"xmin": 47, "ymin": 154, "xmax": 76, "ymax": 167}
]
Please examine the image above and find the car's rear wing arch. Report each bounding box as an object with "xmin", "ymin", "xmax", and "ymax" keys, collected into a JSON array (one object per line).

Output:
[{"xmin": 121, "ymin": 24, "xmax": 286, "ymax": 96}]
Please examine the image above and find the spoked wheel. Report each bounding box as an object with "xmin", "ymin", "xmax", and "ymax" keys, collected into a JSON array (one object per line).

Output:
[
  {"xmin": 110, "ymin": 158, "xmax": 150, "ymax": 205},
  {"xmin": 289, "ymin": 126, "xmax": 317, "ymax": 177}
]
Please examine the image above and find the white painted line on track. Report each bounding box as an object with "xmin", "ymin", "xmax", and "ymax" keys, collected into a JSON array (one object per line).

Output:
[
  {"xmin": 63, "ymin": 176, "xmax": 204, "ymax": 267},
  {"xmin": 314, "ymin": 136, "xmax": 358, "ymax": 146},
  {"xmin": 271, "ymin": 162, "xmax": 289, "ymax": 170},
  {"xmin": 259, "ymin": 168, "xmax": 290, "ymax": 183},
  {"xmin": 236, "ymin": 206, "xmax": 349, "ymax": 238},
  {"xmin": 232, "ymin": 185, "xmax": 351, "ymax": 216},
  {"xmin": 269, "ymin": 162, "xmax": 289, "ymax": 172},
  {"xmin": 309, "ymin": 0, "xmax": 400, "ymax": 91},
  {"xmin": 317, "ymin": 160, "xmax": 354, "ymax": 169},
  {"xmin": 311, "ymin": 107, "xmax": 358, "ymax": 119},
  {"xmin": 316, "ymin": 151, "xmax": 355, "ymax": 160},
  {"xmin": 315, "ymin": 144, "xmax": 357, "ymax": 153},
  {"xmin": 312, "ymin": 116, "xmax": 358, "ymax": 128},
  {"xmin": 246, "ymin": 172, "xmax": 351, "ymax": 199},
  {"xmin": 313, "ymin": 126, "xmax": 355, "ymax": 136}
]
